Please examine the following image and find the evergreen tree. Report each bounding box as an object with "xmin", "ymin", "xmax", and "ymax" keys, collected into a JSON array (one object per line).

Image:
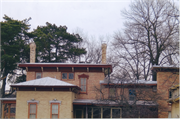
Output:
[
  {"xmin": 1, "ymin": 15, "xmax": 32, "ymax": 97},
  {"xmin": 33, "ymin": 22, "xmax": 86, "ymax": 63}
]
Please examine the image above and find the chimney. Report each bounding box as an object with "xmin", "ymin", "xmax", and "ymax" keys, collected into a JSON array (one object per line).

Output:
[
  {"xmin": 101, "ymin": 43, "xmax": 107, "ymax": 64},
  {"xmin": 30, "ymin": 42, "xmax": 36, "ymax": 63}
]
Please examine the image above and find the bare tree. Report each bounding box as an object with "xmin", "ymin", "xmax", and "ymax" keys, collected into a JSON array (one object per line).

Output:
[
  {"xmin": 112, "ymin": 0, "xmax": 179, "ymax": 81},
  {"xmin": 93, "ymin": 66, "xmax": 179, "ymax": 118},
  {"xmin": 93, "ymin": 75, "xmax": 159, "ymax": 118},
  {"xmin": 73, "ymin": 28, "xmax": 110, "ymax": 64}
]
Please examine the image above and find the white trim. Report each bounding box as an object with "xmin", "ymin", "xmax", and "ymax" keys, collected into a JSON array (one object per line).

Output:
[
  {"xmin": 27, "ymin": 99, "xmax": 39, "ymax": 104},
  {"xmin": 49, "ymin": 99, "xmax": 61, "ymax": 105},
  {"xmin": 0, "ymin": 98, "xmax": 16, "ymax": 101}
]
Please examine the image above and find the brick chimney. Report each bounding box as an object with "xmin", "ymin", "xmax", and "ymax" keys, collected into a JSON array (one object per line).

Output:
[
  {"xmin": 101, "ymin": 43, "xmax": 107, "ymax": 64},
  {"xmin": 30, "ymin": 42, "xmax": 36, "ymax": 63}
]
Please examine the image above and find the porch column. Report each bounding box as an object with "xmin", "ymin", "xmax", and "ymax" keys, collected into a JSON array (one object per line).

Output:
[
  {"xmin": 8, "ymin": 104, "xmax": 11, "ymax": 119},
  {"xmin": 1, "ymin": 104, "xmax": 5, "ymax": 118},
  {"xmin": 86, "ymin": 105, "xmax": 88, "ymax": 118}
]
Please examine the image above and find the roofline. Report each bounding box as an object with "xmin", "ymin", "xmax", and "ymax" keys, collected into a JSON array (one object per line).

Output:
[
  {"xmin": 100, "ymin": 83, "xmax": 157, "ymax": 86},
  {"xmin": 73, "ymin": 100, "xmax": 158, "ymax": 106},
  {"xmin": 18, "ymin": 63, "xmax": 112, "ymax": 67},
  {"xmin": 18, "ymin": 63, "xmax": 113, "ymax": 73},
  {"xmin": 11, "ymin": 85, "xmax": 81, "ymax": 90},
  {"xmin": 0, "ymin": 98, "xmax": 16, "ymax": 101},
  {"xmin": 151, "ymin": 66, "xmax": 179, "ymax": 72}
]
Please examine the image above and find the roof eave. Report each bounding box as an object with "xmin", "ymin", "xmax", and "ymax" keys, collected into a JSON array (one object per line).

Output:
[
  {"xmin": 100, "ymin": 83, "xmax": 157, "ymax": 86},
  {"xmin": 11, "ymin": 85, "xmax": 81, "ymax": 90}
]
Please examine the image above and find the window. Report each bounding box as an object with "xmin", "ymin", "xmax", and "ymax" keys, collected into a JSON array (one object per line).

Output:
[
  {"xmin": 87, "ymin": 107, "xmax": 121, "ymax": 118},
  {"xmin": 93, "ymin": 108, "xmax": 101, "ymax": 118},
  {"xmin": 111, "ymin": 108, "xmax": 121, "ymax": 118},
  {"xmin": 129, "ymin": 89, "xmax": 136, "ymax": 101},
  {"xmin": 80, "ymin": 78, "xmax": 86, "ymax": 92},
  {"xmin": 169, "ymin": 90, "xmax": 172, "ymax": 98},
  {"xmin": 103, "ymin": 108, "xmax": 111, "ymax": 118},
  {"xmin": 28, "ymin": 103, "xmax": 37, "ymax": 119},
  {"xmin": 69, "ymin": 73, "xmax": 74, "ymax": 79},
  {"xmin": 36, "ymin": 72, "xmax": 41, "ymax": 79},
  {"xmin": 62, "ymin": 73, "xmax": 74, "ymax": 80},
  {"xmin": 51, "ymin": 104, "xmax": 59, "ymax": 119},
  {"xmin": 109, "ymin": 88, "xmax": 116, "ymax": 98},
  {"xmin": 75, "ymin": 109, "xmax": 83, "ymax": 118},
  {"xmin": 78, "ymin": 74, "xmax": 89, "ymax": 93}
]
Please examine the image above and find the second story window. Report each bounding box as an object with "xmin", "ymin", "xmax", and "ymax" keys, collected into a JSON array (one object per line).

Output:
[
  {"xmin": 129, "ymin": 89, "xmax": 136, "ymax": 101},
  {"xmin": 109, "ymin": 88, "xmax": 116, "ymax": 98},
  {"xmin": 80, "ymin": 78, "xmax": 87, "ymax": 92},
  {"xmin": 78, "ymin": 74, "xmax": 89, "ymax": 94},
  {"xmin": 169, "ymin": 90, "xmax": 172, "ymax": 98},
  {"xmin": 62, "ymin": 73, "xmax": 74, "ymax": 80},
  {"xmin": 36, "ymin": 72, "xmax": 42, "ymax": 79}
]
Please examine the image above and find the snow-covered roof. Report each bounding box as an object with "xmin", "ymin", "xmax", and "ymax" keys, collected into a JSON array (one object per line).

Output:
[
  {"xmin": 73, "ymin": 99, "xmax": 157, "ymax": 106},
  {"xmin": 100, "ymin": 78, "xmax": 157, "ymax": 85},
  {"xmin": 151, "ymin": 65, "xmax": 179, "ymax": 71},
  {"xmin": 18, "ymin": 63, "xmax": 111, "ymax": 66},
  {"xmin": 152, "ymin": 65, "xmax": 179, "ymax": 68},
  {"xmin": 0, "ymin": 98, "xmax": 16, "ymax": 101},
  {"xmin": 11, "ymin": 77, "xmax": 78, "ymax": 87}
]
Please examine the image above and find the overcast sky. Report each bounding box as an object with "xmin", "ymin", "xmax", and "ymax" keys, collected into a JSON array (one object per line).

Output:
[{"xmin": 1, "ymin": 0, "xmax": 132, "ymax": 39}]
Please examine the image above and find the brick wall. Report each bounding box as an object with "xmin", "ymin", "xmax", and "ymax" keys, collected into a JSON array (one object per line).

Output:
[
  {"xmin": 157, "ymin": 72, "xmax": 179, "ymax": 118},
  {"xmin": 26, "ymin": 72, "xmax": 35, "ymax": 81},
  {"xmin": 16, "ymin": 91, "xmax": 74, "ymax": 118},
  {"xmin": 101, "ymin": 86, "xmax": 156, "ymax": 101},
  {"xmin": 26, "ymin": 71, "xmax": 105, "ymax": 99}
]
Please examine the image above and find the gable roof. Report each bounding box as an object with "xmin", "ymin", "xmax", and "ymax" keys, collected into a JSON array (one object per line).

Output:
[{"xmin": 11, "ymin": 77, "xmax": 80, "ymax": 89}]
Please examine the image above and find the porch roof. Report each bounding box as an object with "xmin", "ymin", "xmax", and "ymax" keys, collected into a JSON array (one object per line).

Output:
[
  {"xmin": 100, "ymin": 78, "xmax": 157, "ymax": 86},
  {"xmin": 73, "ymin": 99, "xmax": 157, "ymax": 106}
]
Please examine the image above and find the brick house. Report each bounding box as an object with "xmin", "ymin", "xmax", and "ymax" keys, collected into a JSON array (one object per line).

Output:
[
  {"xmin": 151, "ymin": 66, "xmax": 179, "ymax": 118},
  {"xmin": 0, "ymin": 42, "xmax": 178, "ymax": 118}
]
